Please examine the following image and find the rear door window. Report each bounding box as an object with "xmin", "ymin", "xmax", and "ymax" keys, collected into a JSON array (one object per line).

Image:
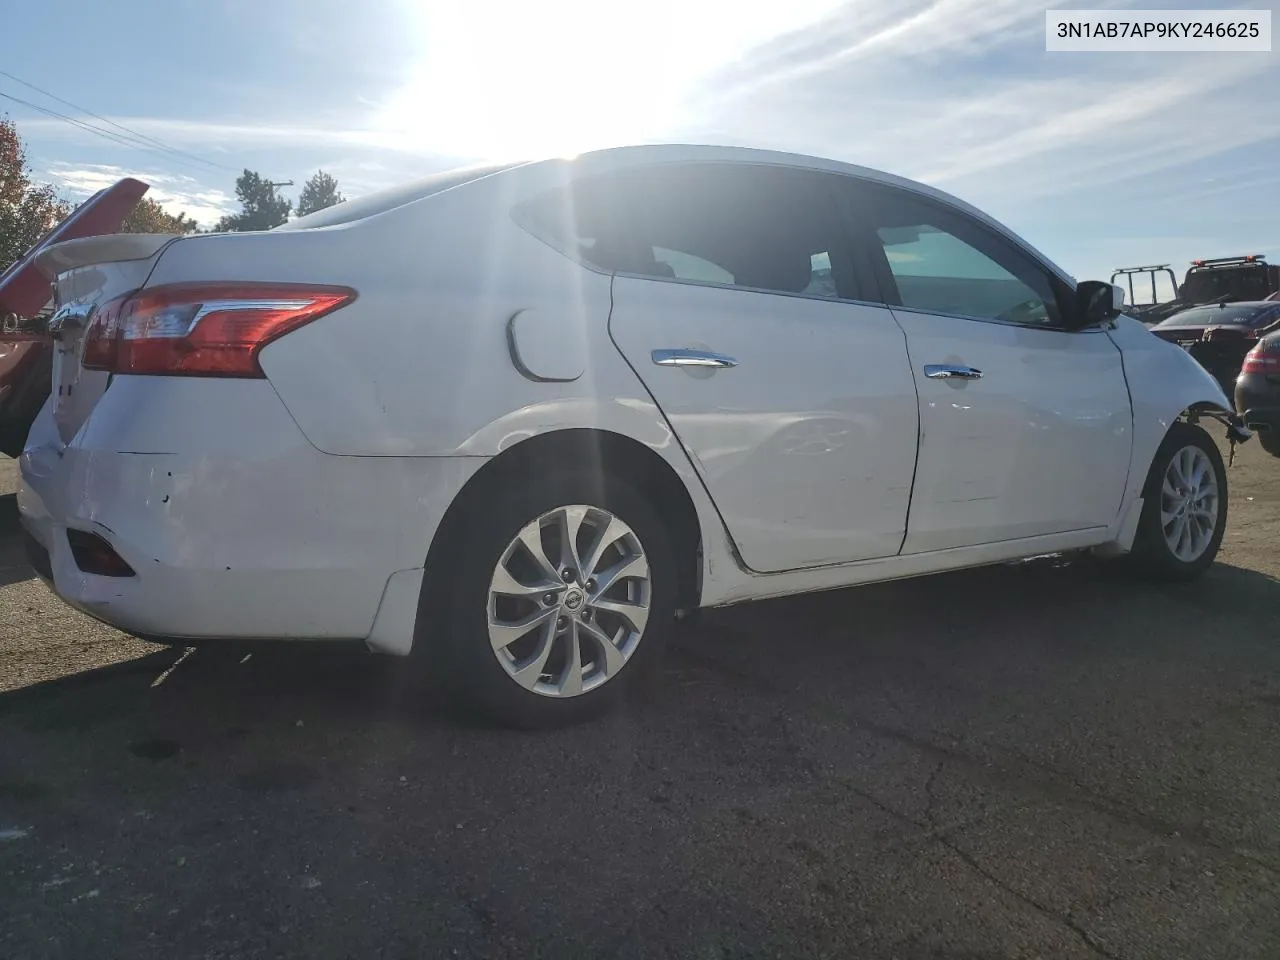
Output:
[{"xmin": 514, "ymin": 163, "xmax": 865, "ymax": 301}]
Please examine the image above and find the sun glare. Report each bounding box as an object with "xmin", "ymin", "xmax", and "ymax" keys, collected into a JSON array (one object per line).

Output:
[{"xmin": 378, "ymin": 0, "xmax": 848, "ymax": 161}]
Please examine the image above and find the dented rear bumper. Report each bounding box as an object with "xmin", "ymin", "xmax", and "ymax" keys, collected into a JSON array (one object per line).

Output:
[{"xmin": 17, "ymin": 376, "xmax": 485, "ymax": 647}]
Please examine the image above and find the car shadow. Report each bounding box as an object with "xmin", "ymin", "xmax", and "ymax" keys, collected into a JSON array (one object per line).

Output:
[
  {"xmin": 5, "ymin": 543, "xmax": 1280, "ymax": 960},
  {"xmin": 5, "ymin": 471, "xmax": 1280, "ymax": 742},
  {"xmin": 0, "ymin": 493, "xmax": 32, "ymax": 587},
  {"xmin": 4, "ymin": 551, "xmax": 1279, "ymax": 734}
]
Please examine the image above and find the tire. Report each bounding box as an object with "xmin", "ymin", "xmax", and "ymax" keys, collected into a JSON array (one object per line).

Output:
[
  {"xmin": 419, "ymin": 468, "xmax": 677, "ymax": 729},
  {"xmin": 0, "ymin": 422, "xmax": 29, "ymax": 459},
  {"xmin": 1128, "ymin": 422, "xmax": 1227, "ymax": 581},
  {"xmin": 1258, "ymin": 431, "xmax": 1280, "ymax": 458}
]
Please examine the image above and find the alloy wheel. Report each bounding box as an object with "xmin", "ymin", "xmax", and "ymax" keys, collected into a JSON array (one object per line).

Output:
[
  {"xmin": 1159, "ymin": 444, "xmax": 1219, "ymax": 563},
  {"xmin": 487, "ymin": 505, "xmax": 651, "ymax": 697}
]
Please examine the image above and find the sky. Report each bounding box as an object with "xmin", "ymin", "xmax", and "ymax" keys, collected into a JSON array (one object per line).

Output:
[{"xmin": 3, "ymin": 0, "xmax": 1277, "ymax": 292}]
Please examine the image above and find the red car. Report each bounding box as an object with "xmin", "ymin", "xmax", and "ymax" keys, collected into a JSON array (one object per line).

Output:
[{"xmin": 0, "ymin": 179, "xmax": 149, "ymax": 456}]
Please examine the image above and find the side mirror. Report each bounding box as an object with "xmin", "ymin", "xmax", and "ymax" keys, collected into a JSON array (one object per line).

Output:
[{"xmin": 1073, "ymin": 280, "xmax": 1126, "ymax": 329}]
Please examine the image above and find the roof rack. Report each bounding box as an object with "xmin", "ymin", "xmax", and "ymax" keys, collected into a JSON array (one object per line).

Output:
[
  {"xmin": 1110, "ymin": 264, "xmax": 1179, "ymax": 307},
  {"xmin": 1111, "ymin": 264, "xmax": 1172, "ymax": 274},
  {"xmin": 1189, "ymin": 255, "xmax": 1267, "ymax": 267}
]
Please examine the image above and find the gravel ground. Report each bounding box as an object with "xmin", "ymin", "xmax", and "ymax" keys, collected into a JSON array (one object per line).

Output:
[{"xmin": 2, "ymin": 437, "xmax": 1280, "ymax": 960}]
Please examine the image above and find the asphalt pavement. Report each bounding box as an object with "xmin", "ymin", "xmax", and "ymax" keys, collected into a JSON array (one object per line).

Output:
[{"xmin": 2, "ymin": 443, "xmax": 1280, "ymax": 960}]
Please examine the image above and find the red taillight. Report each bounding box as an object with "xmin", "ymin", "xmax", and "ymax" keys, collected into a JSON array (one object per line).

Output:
[
  {"xmin": 81, "ymin": 291, "xmax": 134, "ymax": 368},
  {"xmin": 1241, "ymin": 343, "xmax": 1280, "ymax": 374},
  {"xmin": 82, "ymin": 282, "xmax": 355, "ymax": 377}
]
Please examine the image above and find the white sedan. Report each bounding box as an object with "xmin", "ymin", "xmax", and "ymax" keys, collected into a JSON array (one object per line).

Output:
[{"xmin": 18, "ymin": 145, "xmax": 1238, "ymax": 727}]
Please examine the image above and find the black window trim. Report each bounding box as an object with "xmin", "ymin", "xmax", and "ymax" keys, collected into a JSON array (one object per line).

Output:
[{"xmin": 510, "ymin": 159, "xmax": 891, "ymax": 310}]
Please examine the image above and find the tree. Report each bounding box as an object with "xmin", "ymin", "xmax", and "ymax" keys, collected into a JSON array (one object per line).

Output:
[
  {"xmin": 120, "ymin": 197, "xmax": 200, "ymax": 235},
  {"xmin": 296, "ymin": 170, "xmax": 345, "ymax": 217},
  {"xmin": 0, "ymin": 115, "xmax": 71, "ymax": 273},
  {"xmin": 214, "ymin": 169, "xmax": 291, "ymax": 232}
]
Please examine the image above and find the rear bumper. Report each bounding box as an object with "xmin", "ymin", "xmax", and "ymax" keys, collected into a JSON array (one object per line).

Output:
[
  {"xmin": 1234, "ymin": 373, "xmax": 1280, "ymax": 433},
  {"xmin": 17, "ymin": 377, "xmax": 485, "ymax": 648},
  {"xmin": 1237, "ymin": 408, "xmax": 1280, "ymax": 434}
]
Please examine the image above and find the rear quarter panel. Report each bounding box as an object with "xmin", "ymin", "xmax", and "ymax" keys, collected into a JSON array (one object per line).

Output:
[
  {"xmin": 142, "ymin": 168, "xmax": 736, "ymax": 594},
  {"xmin": 144, "ymin": 175, "xmax": 675, "ymax": 459}
]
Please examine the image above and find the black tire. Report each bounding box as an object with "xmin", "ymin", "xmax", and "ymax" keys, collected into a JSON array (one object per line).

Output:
[
  {"xmin": 418, "ymin": 468, "xmax": 677, "ymax": 729},
  {"xmin": 1257, "ymin": 431, "xmax": 1280, "ymax": 458},
  {"xmin": 1127, "ymin": 422, "xmax": 1227, "ymax": 581},
  {"xmin": 0, "ymin": 422, "xmax": 29, "ymax": 459}
]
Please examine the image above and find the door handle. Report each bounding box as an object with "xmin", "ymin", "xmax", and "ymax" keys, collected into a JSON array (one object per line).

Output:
[
  {"xmin": 924, "ymin": 364, "xmax": 983, "ymax": 380},
  {"xmin": 652, "ymin": 348, "xmax": 739, "ymax": 369}
]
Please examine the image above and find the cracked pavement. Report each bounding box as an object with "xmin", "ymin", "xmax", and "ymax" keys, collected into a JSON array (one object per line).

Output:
[{"xmin": 3, "ymin": 441, "xmax": 1280, "ymax": 959}]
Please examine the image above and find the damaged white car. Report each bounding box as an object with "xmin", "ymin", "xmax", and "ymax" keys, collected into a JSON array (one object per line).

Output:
[{"xmin": 18, "ymin": 145, "xmax": 1241, "ymax": 726}]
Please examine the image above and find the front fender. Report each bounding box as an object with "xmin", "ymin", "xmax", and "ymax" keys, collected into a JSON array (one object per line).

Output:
[{"xmin": 1108, "ymin": 316, "xmax": 1233, "ymax": 504}]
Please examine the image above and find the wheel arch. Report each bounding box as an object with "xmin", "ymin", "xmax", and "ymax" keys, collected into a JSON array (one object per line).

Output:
[
  {"xmin": 1110, "ymin": 313, "xmax": 1237, "ymax": 510},
  {"xmin": 419, "ymin": 428, "xmax": 706, "ymax": 637}
]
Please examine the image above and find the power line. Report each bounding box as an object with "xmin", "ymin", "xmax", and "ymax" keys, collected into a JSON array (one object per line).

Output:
[
  {"xmin": 0, "ymin": 91, "xmax": 163, "ymax": 153},
  {"xmin": 0, "ymin": 68, "xmax": 233, "ymax": 172},
  {"xmin": 0, "ymin": 70, "xmax": 234, "ymax": 173},
  {"xmin": 0, "ymin": 89, "xmax": 233, "ymax": 177}
]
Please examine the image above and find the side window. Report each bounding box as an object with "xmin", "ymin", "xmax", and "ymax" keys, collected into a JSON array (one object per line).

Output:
[
  {"xmin": 652, "ymin": 246, "xmax": 734, "ymax": 285},
  {"xmin": 861, "ymin": 187, "xmax": 1064, "ymax": 326},
  {"xmin": 513, "ymin": 164, "xmax": 861, "ymax": 300}
]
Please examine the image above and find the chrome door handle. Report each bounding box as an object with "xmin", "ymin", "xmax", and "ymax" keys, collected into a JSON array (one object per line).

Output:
[
  {"xmin": 924, "ymin": 364, "xmax": 983, "ymax": 380},
  {"xmin": 652, "ymin": 348, "xmax": 739, "ymax": 369}
]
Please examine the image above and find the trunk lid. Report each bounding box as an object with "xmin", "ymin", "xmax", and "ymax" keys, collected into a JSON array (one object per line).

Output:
[
  {"xmin": 36, "ymin": 234, "xmax": 178, "ymax": 446},
  {"xmin": 1150, "ymin": 323, "xmax": 1251, "ymax": 346}
]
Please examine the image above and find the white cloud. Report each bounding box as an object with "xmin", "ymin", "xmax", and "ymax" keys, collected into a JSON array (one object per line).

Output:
[
  {"xmin": 46, "ymin": 163, "xmax": 234, "ymax": 227},
  {"xmin": 910, "ymin": 59, "xmax": 1275, "ymax": 193},
  {"xmin": 669, "ymin": 4, "xmax": 1279, "ymax": 205},
  {"xmin": 20, "ymin": 115, "xmax": 468, "ymax": 160},
  {"xmin": 701, "ymin": 0, "xmax": 1045, "ymax": 101}
]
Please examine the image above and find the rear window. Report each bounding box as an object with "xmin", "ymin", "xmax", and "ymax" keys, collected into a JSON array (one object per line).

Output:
[
  {"xmin": 511, "ymin": 163, "xmax": 855, "ymax": 299},
  {"xmin": 1156, "ymin": 303, "xmax": 1280, "ymax": 329},
  {"xmin": 1181, "ymin": 265, "xmax": 1272, "ymax": 303},
  {"xmin": 275, "ymin": 162, "xmax": 521, "ymax": 231}
]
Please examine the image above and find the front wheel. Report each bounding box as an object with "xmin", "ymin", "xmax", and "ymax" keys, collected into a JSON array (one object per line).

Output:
[
  {"xmin": 1128, "ymin": 422, "xmax": 1227, "ymax": 581},
  {"xmin": 421, "ymin": 469, "xmax": 677, "ymax": 728}
]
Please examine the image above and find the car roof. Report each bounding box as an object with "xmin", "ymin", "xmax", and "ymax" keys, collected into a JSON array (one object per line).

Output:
[
  {"xmin": 568, "ymin": 143, "xmax": 962, "ymax": 207},
  {"xmin": 1157, "ymin": 301, "xmax": 1280, "ymax": 325},
  {"xmin": 1173, "ymin": 301, "xmax": 1276, "ymax": 313},
  {"xmin": 523, "ymin": 143, "xmax": 1076, "ymax": 286},
  {"xmin": 284, "ymin": 143, "xmax": 1076, "ymax": 287}
]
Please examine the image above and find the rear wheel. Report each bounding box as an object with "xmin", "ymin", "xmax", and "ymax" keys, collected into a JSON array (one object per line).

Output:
[
  {"xmin": 1128, "ymin": 422, "xmax": 1227, "ymax": 581},
  {"xmin": 420, "ymin": 469, "xmax": 676, "ymax": 728}
]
